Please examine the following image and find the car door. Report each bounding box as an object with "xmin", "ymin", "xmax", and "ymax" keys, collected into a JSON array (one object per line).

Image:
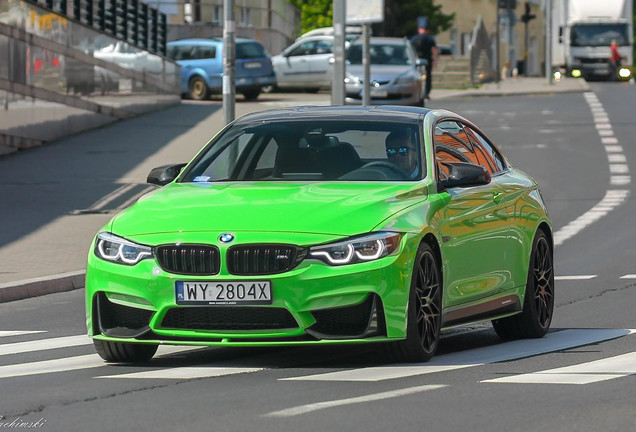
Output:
[
  {"xmin": 306, "ymin": 37, "xmax": 334, "ymax": 86},
  {"xmin": 434, "ymin": 120, "xmax": 513, "ymax": 307},
  {"xmin": 275, "ymin": 40, "xmax": 316, "ymax": 87}
]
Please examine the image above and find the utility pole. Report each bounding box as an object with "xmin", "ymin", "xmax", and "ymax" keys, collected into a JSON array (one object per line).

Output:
[
  {"xmin": 521, "ymin": 2, "xmax": 536, "ymax": 76},
  {"xmin": 361, "ymin": 23, "xmax": 371, "ymax": 106},
  {"xmin": 496, "ymin": 1, "xmax": 500, "ymax": 82},
  {"xmin": 331, "ymin": 0, "xmax": 345, "ymax": 105},
  {"xmin": 223, "ymin": 0, "xmax": 235, "ymax": 125},
  {"xmin": 546, "ymin": 0, "xmax": 553, "ymax": 84}
]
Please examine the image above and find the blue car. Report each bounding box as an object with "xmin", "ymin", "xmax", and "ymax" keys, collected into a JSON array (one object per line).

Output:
[{"xmin": 167, "ymin": 38, "xmax": 276, "ymax": 101}]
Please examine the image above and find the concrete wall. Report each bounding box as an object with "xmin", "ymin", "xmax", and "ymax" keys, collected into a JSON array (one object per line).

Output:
[{"xmin": 0, "ymin": 0, "xmax": 181, "ymax": 156}]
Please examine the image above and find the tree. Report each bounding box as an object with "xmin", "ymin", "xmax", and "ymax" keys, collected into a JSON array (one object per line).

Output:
[
  {"xmin": 288, "ymin": 0, "xmax": 454, "ymax": 38},
  {"xmin": 288, "ymin": 0, "xmax": 332, "ymax": 35},
  {"xmin": 376, "ymin": 0, "xmax": 454, "ymax": 37}
]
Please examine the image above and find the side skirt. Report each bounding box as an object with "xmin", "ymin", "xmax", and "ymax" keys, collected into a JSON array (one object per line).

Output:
[{"xmin": 441, "ymin": 294, "xmax": 521, "ymax": 329}]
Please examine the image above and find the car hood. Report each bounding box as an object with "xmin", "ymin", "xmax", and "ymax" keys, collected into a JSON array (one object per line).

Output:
[
  {"xmin": 347, "ymin": 64, "xmax": 415, "ymax": 81},
  {"xmin": 111, "ymin": 182, "xmax": 428, "ymax": 238}
]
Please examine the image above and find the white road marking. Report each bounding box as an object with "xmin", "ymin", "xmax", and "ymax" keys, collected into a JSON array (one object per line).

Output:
[
  {"xmin": 97, "ymin": 366, "xmax": 263, "ymax": 379},
  {"xmin": 597, "ymin": 129, "xmax": 614, "ymax": 136},
  {"xmin": 601, "ymin": 137, "xmax": 618, "ymax": 144},
  {"xmin": 620, "ymin": 274, "xmax": 636, "ymax": 279},
  {"xmin": 281, "ymin": 329, "xmax": 631, "ymax": 382},
  {"xmin": 605, "ymin": 145, "xmax": 623, "ymax": 152},
  {"xmin": 608, "ymin": 154, "xmax": 627, "ymax": 163},
  {"xmin": 0, "ymin": 331, "xmax": 47, "ymax": 338},
  {"xmin": 265, "ymin": 385, "xmax": 447, "ymax": 418},
  {"xmin": 554, "ymin": 190, "xmax": 630, "ymax": 246},
  {"xmin": 595, "ymin": 123, "xmax": 612, "ymax": 130},
  {"xmin": 609, "ymin": 164, "xmax": 629, "ymax": 174},
  {"xmin": 0, "ymin": 335, "xmax": 90, "ymax": 356},
  {"xmin": 0, "ymin": 345, "xmax": 203, "ymax": 379},
  {"xmin": 554, "ymin": 275, "xmax": 596, "ymax": 281},
  {"xmin": 482, "ymin": 352, "xmax": 636, "ymax": 385},
  {"xmin": 610, "ymin": 176, "xmax": 631, "ymax": 186}
]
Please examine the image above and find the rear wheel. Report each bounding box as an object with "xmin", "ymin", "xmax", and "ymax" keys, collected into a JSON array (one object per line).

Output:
[
  {"xmin": 242, "ymin": 89, "xmax": 261, "ymax": 101},
  {"xmin": 188, "ymin": 75, "xmax": 209, "ymax": 100},
  {"xmin": 93, "ymin": 339, "xmax": 158, "ymax": 363},
  {"xmin": 390, "ymin": 242, "xmax": 442, "ymax": 362},
  {"xmin": 492, "ymin": 230, "xmax": 554, "ymax": 339}
]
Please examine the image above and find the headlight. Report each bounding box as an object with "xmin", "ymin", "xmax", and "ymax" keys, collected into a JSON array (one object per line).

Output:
[
  {"xmin": 309, "ymin": 232, "xmax": 401, "ymax": 266},
  {"xmin": 95, "ymin": 232, "xmax": 153, "ymax": 265},
  {"xmin": 344, "ymin": 74, "xmax": 360, "ymax": 84}
]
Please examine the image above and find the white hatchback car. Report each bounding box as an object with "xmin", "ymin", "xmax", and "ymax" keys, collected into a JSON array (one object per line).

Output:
[{"xmin": 271, "ymin": 35, "xmax": 338, "ymax": 92}]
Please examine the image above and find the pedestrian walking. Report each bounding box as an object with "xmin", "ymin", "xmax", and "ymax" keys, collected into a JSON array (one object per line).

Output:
[
  {"xmin": 609, "ymin": 39, "xmax": 621, "ymax": 80},
  {"xmin": 410, "ymin": 22, "xmax": 437, "ymax": 100}
]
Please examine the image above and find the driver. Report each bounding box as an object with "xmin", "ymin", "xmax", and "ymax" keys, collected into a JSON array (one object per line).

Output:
[{"xmin": 385, "ymin": 130, "xmax": 419, "ymax": 178}]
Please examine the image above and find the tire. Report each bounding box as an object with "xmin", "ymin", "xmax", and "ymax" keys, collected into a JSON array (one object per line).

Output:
[
  {"xmin": 389, "ymin": 242, "xmax": 442, "ymax": 362},
  {"xmin": 93, "ymin": 339, "xmax": 158, "ymax": 363},
  {"xmin": 242, "ymin": 89, "xmax": 261, "ymax": 101},
  {"xmin": 188, "ymin": 75, "xmax": 209, "ymax": 100},
  {"xmin": 492, "ymin": 230, "xmax": 554, "ymax": 339}
]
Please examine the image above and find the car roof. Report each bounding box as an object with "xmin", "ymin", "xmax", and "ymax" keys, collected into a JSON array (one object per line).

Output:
[
  {"xmin": 349, "ymin": 37, "xmax": 409, "ymax": 46},
  {"xmin": 233, "ymin": 106, "xmax": 430, "ymax": 126},
  {"xmin": 167, "ymin": 38, "xmax": 261, "ymax": 46}
]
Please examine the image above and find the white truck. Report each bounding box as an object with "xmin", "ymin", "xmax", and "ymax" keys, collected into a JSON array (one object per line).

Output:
[{"xmin": 552, "ymin": 0, "xmax": 633, "ymax": 80}]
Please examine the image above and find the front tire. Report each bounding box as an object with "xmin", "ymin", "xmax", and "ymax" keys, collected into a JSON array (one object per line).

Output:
[
  {"xmin": 93, "ymin": 339, "xmax": 158, "ymax": 363},
  {"xmin": 492, "ymin": 230, "xmax": 554, "ymax": 339},
  {"xmin": 390, "ymin": 242, "xmax": 442, "ymax": 362}
]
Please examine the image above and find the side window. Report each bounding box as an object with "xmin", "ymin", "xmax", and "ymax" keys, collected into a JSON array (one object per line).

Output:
[
  {"xmin": 464, "ymin": 125, "xmax": 506, "ymax": 174},
  {"xmin": 196, "ymin": 46, "xmax": 216, "ymax": 60},
  {"xmin": 434, "ymin": 120, "xmax": 476, "ymax": 179},
  {"xmin": 315, "ymin": 40, "xmax": 333, "ymax": 54},
  {"xmin": 176, "ymin": 45, "xmax": 197, "ymax": 61},
  {"xmin": 254, "ymin": 138, "xmax": 277, "ymax": 172},
  {"xmin": 288, "ymin": 41, "xmax": 315, "ymax": 57}
]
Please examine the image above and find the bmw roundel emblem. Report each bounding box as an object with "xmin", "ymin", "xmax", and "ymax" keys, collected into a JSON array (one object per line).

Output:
[{"xmin": 219, "ymin": 233, "xmax": 234, "ymax": 244}]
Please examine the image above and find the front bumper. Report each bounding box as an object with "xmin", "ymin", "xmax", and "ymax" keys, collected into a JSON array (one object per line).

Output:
[{"xmin": 86, "ymin": 234, "xmax": 417, "ymax": 346}]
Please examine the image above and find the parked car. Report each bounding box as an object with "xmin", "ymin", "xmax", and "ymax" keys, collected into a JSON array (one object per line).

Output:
[
  {"xmin": 297, "ymin": 25, "xmax": 362, "ymax": 42},
  {"xmin": 271, "ymin": 35, "xmax": 338, "ymax": 92},
  {"xmin": 167, "ymin": 38, "xmax": 276, "ymax": 101},
  {"xmin": 86, "ymin": 105, "xmax": 554, "ymax": 364},
  {"xmin": 345, "ymin": 37, "xmax": 427, "ymax": 106}
]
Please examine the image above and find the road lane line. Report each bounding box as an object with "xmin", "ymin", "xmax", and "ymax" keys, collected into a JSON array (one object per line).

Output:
[
  {"xmin": 482, "ymin": 352, "xmax": 636, "ymax": 385},
  {"xmin": 0, "ymin": 345, "xmax": 203, "ymax": 379},
  {"xmin": 620, "ymin": 274, "xmax": 636, "ymax": 279},
  {"xmin": 265, "ymin": 385, "xmax": 447, "ymax": 417},
  {"xmin": 281, "ymin": 329, "xmax": 632, "ymax": 382},
  {"xmin": 0, "ymin": 331, "xmax": 46, "ymax": 338},
  {"xmin": 97, "ymin": 366, "xmax": 263, "ymax": 379},
  {"xmin": 0, "ymin": 335, "xmax": 90, "ymax": 356},
  {"xmin": 554, "ymin": 275, "xmax": 596, "ymax": 281}
]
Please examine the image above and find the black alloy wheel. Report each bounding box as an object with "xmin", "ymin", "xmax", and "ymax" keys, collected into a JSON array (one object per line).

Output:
[
  {"xmin": 390, "ymin": 242, "xmax": 442, "ymax": 362},
  {"xmin": 492, "ymin": 230, "xmax": 554, "ymax": 339}
]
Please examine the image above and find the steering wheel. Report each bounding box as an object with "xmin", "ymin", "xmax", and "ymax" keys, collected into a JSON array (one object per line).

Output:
[{"xmin": 362, "ymin": 161, "xmax": 411, "ymax": 180}]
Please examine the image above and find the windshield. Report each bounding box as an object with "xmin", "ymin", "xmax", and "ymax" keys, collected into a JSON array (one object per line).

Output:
[
  {"xmin": 347, "ymin": 43, "xmax": 413, "ymax": 66},
  {"xmin": 570, "ymin": 24, "xmax": 629, "ymax": 47},
  {"xmin": 236, "ymin": 42, "xmax": 268, "ymax": 59},
  {"xmin": 180, "ymin": 120, "xmax": 423, "ymax": 182}
]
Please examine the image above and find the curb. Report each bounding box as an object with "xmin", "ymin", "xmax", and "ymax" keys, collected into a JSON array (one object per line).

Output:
[{"xmin": 0, "ymin": 270, "xmax": 85, "ymax": 303}]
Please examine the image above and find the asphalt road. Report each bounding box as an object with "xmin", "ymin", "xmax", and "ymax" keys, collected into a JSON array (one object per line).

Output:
[{"xmin": 1, "ymin": 86, "xmax": 636, "ymax": 432}]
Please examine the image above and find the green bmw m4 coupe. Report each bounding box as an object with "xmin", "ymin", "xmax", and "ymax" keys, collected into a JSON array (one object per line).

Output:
[{"xmin": 86, "ymin": 106, "xmax": 554, "ymax": 363}]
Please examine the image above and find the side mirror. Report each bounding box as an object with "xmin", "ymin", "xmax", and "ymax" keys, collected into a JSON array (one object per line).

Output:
[
  {"xmin": 147, "ymin": 163, "xmax": 187, "ymax": 186},
  {"xmin": 438, "ymin": 162, "xmax": 491, "ymax": 190}
]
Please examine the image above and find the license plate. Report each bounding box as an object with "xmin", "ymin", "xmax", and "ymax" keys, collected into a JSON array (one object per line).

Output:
[
  {"xmin": 244, "ymin": 62, "xmax": 262, "ymax": 69},
  {"xmin": 360, "ymin": 88, "xmax": 388, "ymax": 98},
  {"xmin": 176, "ymin": 281, "xmax": 272, "ymax": 305}
]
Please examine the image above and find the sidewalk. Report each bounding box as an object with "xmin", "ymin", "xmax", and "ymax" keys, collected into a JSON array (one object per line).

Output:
[{"xmin": 0, "ymin": 77, "xmax": 590, "ymax": 303}]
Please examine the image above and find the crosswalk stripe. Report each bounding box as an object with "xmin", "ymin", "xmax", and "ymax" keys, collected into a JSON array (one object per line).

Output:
[
  {"xmin": 0, "ymin": 335, "xmax": 90, "ymax": 356},
  {"xmin": 555, "ymin": 275, "xmax": 596, "ymax": 280},
  {"xmin": 265, "ymin": 385, "xmax": 447, "ymax": 418},
  {"xmin": 0, "ymin": 331, "xmax": 47, "ymax": 338},
  {"xmin": 97, "ymin": 366, "xmax": 263, "ymax": 379},
  {"xmin": 0, "ymin": 346, "xmax": 203, "ymax": 379},
  {"xmin": 281, "ymin": 329, "xmax": 633, "ymax": 382},
  {"xmin": 482, "ymin": 352, "xmax": 636, "ymax": 385}
]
